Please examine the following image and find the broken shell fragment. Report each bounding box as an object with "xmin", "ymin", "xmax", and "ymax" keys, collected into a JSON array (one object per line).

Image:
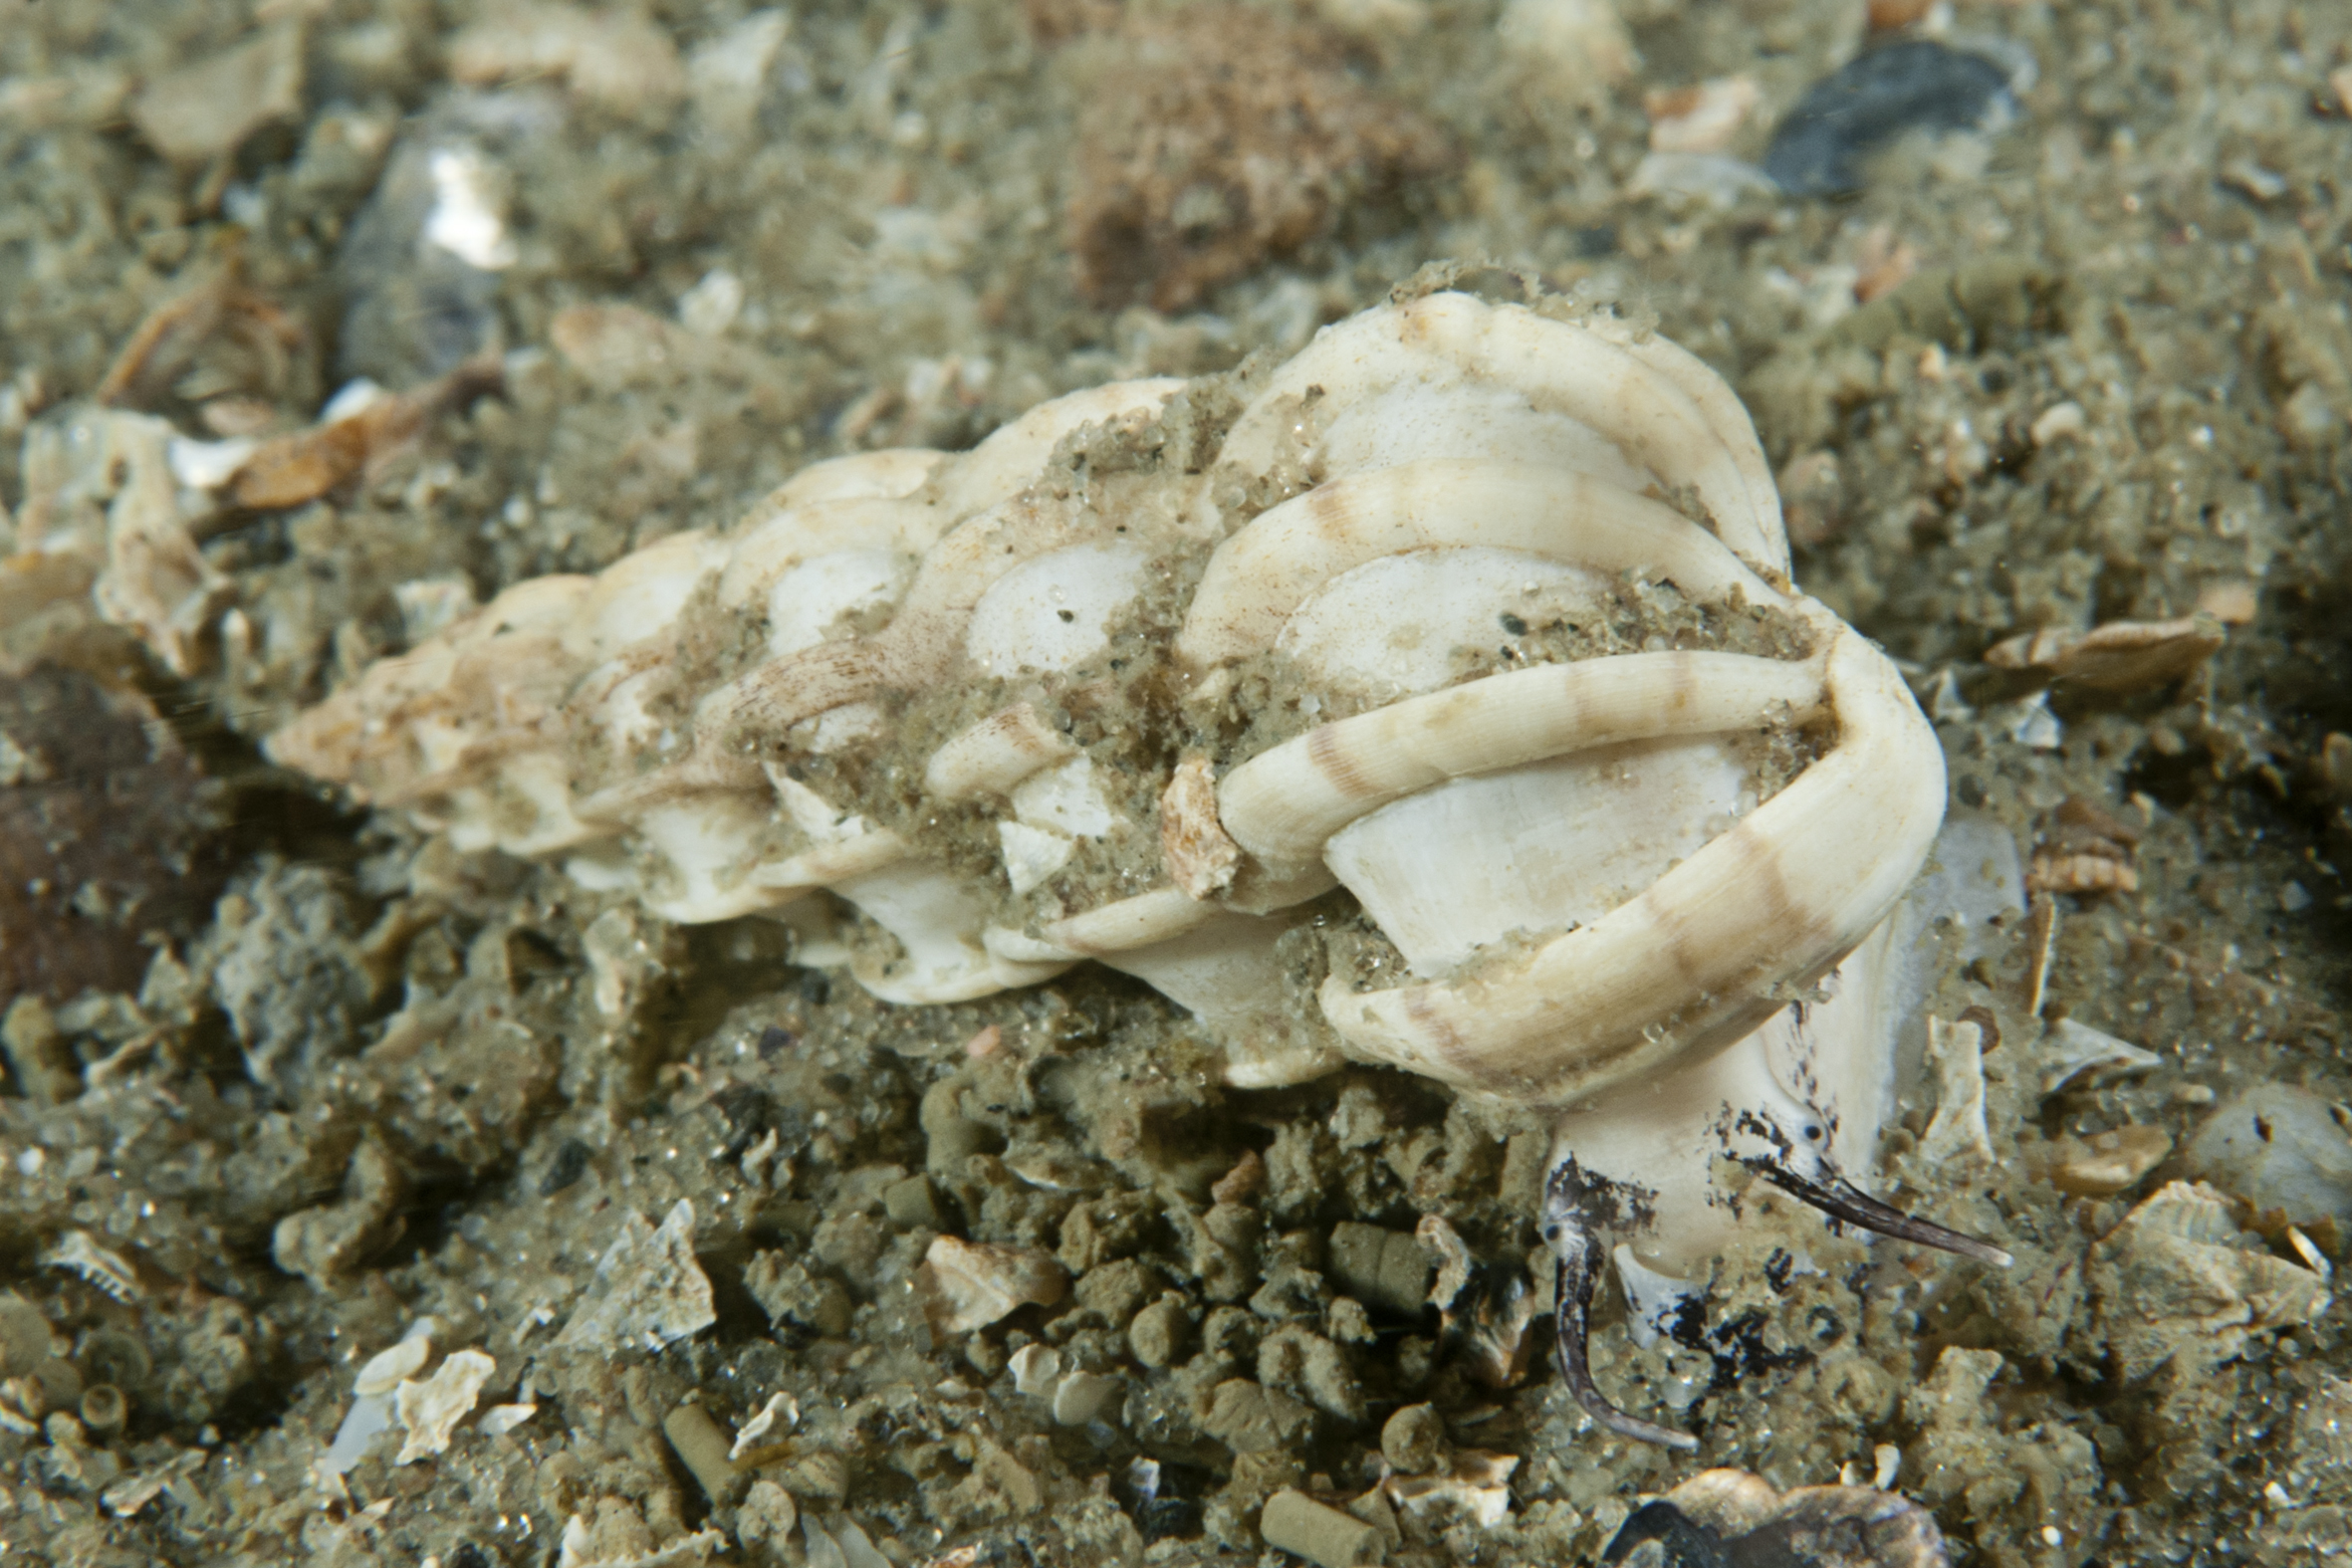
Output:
[
  {"xmin": 393, "ymin": 1348, "xmax": 496, "ymax": 1465},
  {"xmin": 1644, "ymin": 77, "xmax": 1762, "ymax": 155},
  {"xmin": 1983, "ymin": 613, "xmax": 2225, "ymax": 695},
  {"xmin": 227, "ymin": 356, "xmax": 503, "ymax": 510},
  {"xmin": 40, "ymin": 1232, "xmax": 144, "ymax": 1305},
  {"xmin": 2041, "ymin": 1125, "xmax": 2173, "ymax": 1198},
  {"xmin": 1382, "ymin": 1449, "xmax": 1520, "ymax": 1527},
  {"xmin": 2026, "ymin": 795, "xmax": 2141, "ymax": 897},
  {"xmin": 2035, "ymin": 1017, "xmax": 2163, "ymax": 1098},
  {"xmin": 12, "ymin": 405, "xmax": 228, "ymax": 676},
  {"xmin": 2184, "ymin": 1083, "xmax": 2352, "ymax": 1234},
  {"xmin": 1915, "ymin": 1012, "xmax": 1995, "ymax": 1168},
  {"xmin": 2089, "ymin": 1181, "xmax": 2329, "ymax": 1384},
  {"xmin": 919, "ymin": 1236, "xmax": 1067, "ymax": 1336},
  {"xmin": 1161, "ymin": 755, "xmax": 1243, "ymax": 901},
  {"xmin": 553, "ymin": 1201, "xmax": 715, "ymax": 1353},
  {"xmin": 353, "ymin": 1329, "xmax": 433, "ymax": 1397},
  {"xmin": 1605, "ymin": 1467, "xmax": 1951, "ymax": 1567}
]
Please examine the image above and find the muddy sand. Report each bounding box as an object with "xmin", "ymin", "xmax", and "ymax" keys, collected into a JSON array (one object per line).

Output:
[{"xmin": 2, "ymin": 1, "xmax": 2351, "ymax": 1565}]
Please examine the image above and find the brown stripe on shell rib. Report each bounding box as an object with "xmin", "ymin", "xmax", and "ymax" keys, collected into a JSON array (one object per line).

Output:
[{"xmin": 1305, "ymin": 722, "xmax": 1376, "ymax": 801}]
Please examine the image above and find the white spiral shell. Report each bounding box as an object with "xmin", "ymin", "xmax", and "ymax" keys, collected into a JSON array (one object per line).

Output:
[{"xmin": 272, "ymin": 289, "xmax": 1945, "ymax": 1107}]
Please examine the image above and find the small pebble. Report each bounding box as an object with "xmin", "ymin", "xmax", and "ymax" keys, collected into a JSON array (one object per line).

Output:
[
  {"xmin": 883, "ymin": 1175, "xmax": 940, "ymax": 1230},
  {"xmin": 1379, "ymin": 1403, "xmax": 1449, "ymax": 1475},
  {"xmin": 1128, "ymin": 1298, "xmax": 1191, "ymax": 1368},
  {"xmin": 1052, "ymin": 1370, "xmax": 1121, "ymax": 1427}
]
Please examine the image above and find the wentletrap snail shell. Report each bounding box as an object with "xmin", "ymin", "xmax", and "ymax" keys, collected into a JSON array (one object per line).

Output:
[{"xmin": 273, "ymin": 285, "xmax": 2011, "ymax": 1449}]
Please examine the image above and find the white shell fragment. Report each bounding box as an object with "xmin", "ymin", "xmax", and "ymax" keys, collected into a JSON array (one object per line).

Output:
[
  {"xmin": 14, "ymin": 406, "xmax": 229, "ymax": 677},
  {"xmin": 479, "ymin": 1401, "xmax": 540, "ymax": 1437},
  {"xmin": 554, "ymin": 1201, "xmax": 716, "ymax": 1352},
  {"xmin": 273, "ymin": 288, "xmax": 1943, "ymax": 1107},
  {"xmin": 2036, "ymin": 1017, "xmax": 2163, "ymax": 1098},
  {"xmin": 321, "ymin": 1321, "xmax": 437, "ymax": 1475},
  {"xmin": 2091, "ymin": 1181, "xmax": 2329, "ymax": 1384},
  {"xmin": 1384, "ymin": 1449, "xmax": 1521, "ymax": 1527},
  {"xmin": 728, "ymin": 1391, "xmax": 801, "ymax": 1460},
  {"xmin": 918, "ymin": 1235, "xmax": 1068, "ymax": 1336},
  {"xmin": 353, "ymin": 1328, "xmax": 433, "ymax": 1397},
  {"xmin": 41, "ymin": 1231, "xmax": 143, "ymax": 1304},
  {"xmin": 1917, "ymin": 1013, "xmax": 1996, "ymax": 1167},
  {"xmin": 393, "ymin": 1348, "xmax": 497, "ymax": 1465}
]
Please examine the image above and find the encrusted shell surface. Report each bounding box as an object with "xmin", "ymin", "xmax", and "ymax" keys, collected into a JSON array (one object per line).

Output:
[{"xmin": 273, "ymin": 289, "xmax": 1944, "ymax": 1106}]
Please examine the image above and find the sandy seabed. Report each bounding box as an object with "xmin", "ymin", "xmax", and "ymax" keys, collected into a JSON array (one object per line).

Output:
[{"xmin": 1, "ymin": 1, "xmax": 2351, "ymax": 1565}]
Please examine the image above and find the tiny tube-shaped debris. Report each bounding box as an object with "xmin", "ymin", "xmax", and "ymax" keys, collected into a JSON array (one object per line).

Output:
[
  {"xmin": 663, "ymin": 1402, "xmax": 745, "ymax": 1504},
  {"xmin": 1261, "ymin": 1488, "xmax": 1386, "ymax": 1568}
]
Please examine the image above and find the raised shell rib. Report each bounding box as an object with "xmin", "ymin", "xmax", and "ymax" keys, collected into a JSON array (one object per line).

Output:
[
  {"xmin": 1314, "ymin": 622, "xmax": 1944, "ymax": 1104},
  {"xmin": 273, "ymin": 289, "xmax": 1943, "ymax": 1102}
]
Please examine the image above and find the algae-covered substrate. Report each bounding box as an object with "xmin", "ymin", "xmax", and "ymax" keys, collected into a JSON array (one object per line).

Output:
[{"xmin": 3, "ymin": 1, "xmax": 2352, "ymax": 1564}]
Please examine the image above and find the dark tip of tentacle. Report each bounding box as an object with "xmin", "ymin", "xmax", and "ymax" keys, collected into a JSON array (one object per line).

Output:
[
  {"xmin": 1745, "ymin": 1159, "xmax": 2015, "ymax": 1268},
  {"xmin": 1552, "ymin": 1252, "xmax": 1700, "ymax": 1452}
]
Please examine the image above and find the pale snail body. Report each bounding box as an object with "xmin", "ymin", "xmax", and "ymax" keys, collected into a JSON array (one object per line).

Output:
[{"xmin": 273, "ymin": 289, "xmax": 2007, "ymax": 1447}]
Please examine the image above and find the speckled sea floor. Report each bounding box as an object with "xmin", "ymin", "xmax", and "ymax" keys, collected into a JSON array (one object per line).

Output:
[{"xmin": 2, "ymin": 2, "xmax": 2351, "ymax": 1565}]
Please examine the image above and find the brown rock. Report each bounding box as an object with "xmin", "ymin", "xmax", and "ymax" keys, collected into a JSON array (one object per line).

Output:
[
  {"xmin": 0, "ymin": 663, "xmax": 226, "ymax": 1013},
  {"xmin": 1062, "ymin": 7, "xmax": 1452, "ymax": 310}
]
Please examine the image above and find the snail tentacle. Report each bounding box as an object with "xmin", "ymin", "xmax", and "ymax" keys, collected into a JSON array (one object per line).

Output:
[
  {"xmin": 1550, "ymin": 1237, "xmax": 1697, "ymax": 1452},
  {"xmin": 1743, "ymin": 1157, "xmax": 2015, "ymax": 1268}
]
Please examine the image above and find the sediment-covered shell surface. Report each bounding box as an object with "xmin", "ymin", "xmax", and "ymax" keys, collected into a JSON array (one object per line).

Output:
[{"xmin": 273, "ymin": 288, "xmax": 1944, "ymax": 1103}]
